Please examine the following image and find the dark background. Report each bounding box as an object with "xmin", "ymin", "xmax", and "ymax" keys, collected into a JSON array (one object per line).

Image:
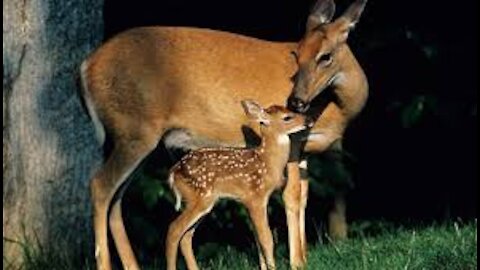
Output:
[{"xmin": 103, "ymin": 0, "xmax": 478, "ymax": 263}]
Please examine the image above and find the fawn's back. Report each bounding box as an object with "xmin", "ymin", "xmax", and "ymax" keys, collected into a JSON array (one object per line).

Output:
[{"xmin": 172, "ymin": 147, "xmax": 271, "ymax": 200}]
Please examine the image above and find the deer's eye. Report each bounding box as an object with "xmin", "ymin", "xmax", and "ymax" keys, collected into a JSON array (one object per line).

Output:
[{"xmin": 316, "ymin": 52, "xmax": 333, "ymax": 66}]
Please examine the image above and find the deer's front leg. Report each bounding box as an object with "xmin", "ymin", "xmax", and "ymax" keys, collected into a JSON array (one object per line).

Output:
[
  {"xmin": 304, "ymin": 135, "xmax": 349, "ymax": 240},
  {"xmin": 328, "ymin": 193, "xmax": 348, "ymax": 240},
  {"xmin": 283, "ymin": 162, "xmax": 304, "ymax": 269},
  {"xmin": 298, "ymin": 160, "xmax": 309, "ymax": 262}
]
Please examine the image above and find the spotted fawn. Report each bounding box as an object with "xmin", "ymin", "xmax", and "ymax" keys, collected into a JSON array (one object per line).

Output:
[{"xmin": 165, "ymin": 100, "xmax": 311, "ymax": 270}]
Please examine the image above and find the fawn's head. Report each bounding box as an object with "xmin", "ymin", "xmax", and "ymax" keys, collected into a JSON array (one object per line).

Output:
[
  {"xmin": 241, "ymin": 100, "xmax": 311, "ymax": 137},
  {"xmin": 289, "ymin": 0, "xmax": 368, "ymax": 112}
]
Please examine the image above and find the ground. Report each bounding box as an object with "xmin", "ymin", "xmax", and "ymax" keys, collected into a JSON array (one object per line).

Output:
[{"xmin": 17, "ymin": 221, "xmax": 477, "ymax": 270}]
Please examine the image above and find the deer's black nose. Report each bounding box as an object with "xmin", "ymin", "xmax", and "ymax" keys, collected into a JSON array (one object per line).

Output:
[{"xmin": 288, "ymin": 97, "xmax": 309, "ymax": 113}]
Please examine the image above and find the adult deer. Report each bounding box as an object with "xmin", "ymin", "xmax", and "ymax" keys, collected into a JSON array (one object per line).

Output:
[
  {"xmin": 167, "ymin": 101, "xmax": 310, "ymax": 270},
  {"xmin": 80, "ymin": 0, "xmax": 368, "ymax": 269}
]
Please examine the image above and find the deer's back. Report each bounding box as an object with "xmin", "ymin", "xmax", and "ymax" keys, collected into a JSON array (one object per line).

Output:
[{"xmin": 82, "ymin": 27, "xmax": 297, "ymax": 142}]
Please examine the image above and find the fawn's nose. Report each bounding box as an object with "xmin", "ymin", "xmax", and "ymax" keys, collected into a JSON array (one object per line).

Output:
[{"xmin": 288, "ymin": 97, "xmax": 309, "ymax": 113}]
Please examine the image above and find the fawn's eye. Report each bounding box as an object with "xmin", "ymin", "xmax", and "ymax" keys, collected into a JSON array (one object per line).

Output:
[{"xmin": 283, "ymin": 115, "xmax": 294, "ymax": 122}]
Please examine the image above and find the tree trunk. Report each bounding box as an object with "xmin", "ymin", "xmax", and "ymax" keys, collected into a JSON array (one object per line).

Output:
[{"xmin": 3, "ymin": 0, "xmax": 103, "ymax": 267}]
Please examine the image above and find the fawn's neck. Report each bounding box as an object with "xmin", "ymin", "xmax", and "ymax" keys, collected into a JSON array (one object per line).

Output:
[{"xmin": 256, "ymin": 127, "xmax": 291, "ymax": 183}]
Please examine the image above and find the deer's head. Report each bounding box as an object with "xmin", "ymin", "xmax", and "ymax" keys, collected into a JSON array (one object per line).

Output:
[{"xmin": 288, "ymin": 0, "xmax": 367, "ymax": 113}]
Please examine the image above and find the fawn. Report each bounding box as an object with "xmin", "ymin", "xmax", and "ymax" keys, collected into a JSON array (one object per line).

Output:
[{"xmin": 165, "ymin": 100, "xmax": 311, "ymax": 270}]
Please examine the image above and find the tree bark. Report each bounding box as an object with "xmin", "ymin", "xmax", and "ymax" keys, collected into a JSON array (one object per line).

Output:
[{"xmin": 3, "ymin": 0, "xmax": 103, "ymax": 267}]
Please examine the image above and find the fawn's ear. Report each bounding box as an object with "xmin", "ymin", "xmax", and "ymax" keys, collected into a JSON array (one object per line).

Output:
[{"xmin": 241, "ymin": 100, "xmax": 270, "ymax": 125}]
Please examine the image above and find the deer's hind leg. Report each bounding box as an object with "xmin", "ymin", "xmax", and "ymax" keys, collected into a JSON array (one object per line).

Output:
[{"xmin": 91, "ymin": 131, "xmax": 160, "ymax": 270}]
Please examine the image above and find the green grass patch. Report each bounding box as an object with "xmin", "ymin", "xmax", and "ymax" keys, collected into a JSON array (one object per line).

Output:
[
  {"xmin": 200, "ymin": 222, "xmax": 477, "ymax": 270},
  {"xmin": 306, "ymin": 222, "xmax": 477, "ymax": 270},
  {"xmin": 12, "ymin": 221, "xmax": 477, "ymax": 270}
]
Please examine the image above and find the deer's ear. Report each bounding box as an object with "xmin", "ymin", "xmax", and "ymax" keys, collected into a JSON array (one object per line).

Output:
[
  {"xmin": 333, "ymin": 0, "xmax": 367, "ymax": 42},
  {"xmin": 306, "ymin": 0, "xmax": 336, "ymax": 32},
  {"xmin": 241, "ymin": 100, "xmax": 270, "ymax": 125},
  {"xmin": 340, "ymin": 0, "xmax": 367, "ymax": 31}
]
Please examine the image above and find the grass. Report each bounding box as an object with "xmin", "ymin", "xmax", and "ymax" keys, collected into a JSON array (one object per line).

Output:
[
  {"xmin": 11, "ymin": 221, "xmax": 477, "ymax": 270},
  {"xmin": 201, "ymin": 221, "xmax": 477, "ymax": 270},
  {"xmin": 311, "ymin": 221, "xmax": 478, "ymax": 270}
]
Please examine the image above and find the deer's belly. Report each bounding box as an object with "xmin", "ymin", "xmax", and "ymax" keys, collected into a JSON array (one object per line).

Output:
[{"xmin": 163, "ymin": 128, "xmax": 247, "ymax": 151}]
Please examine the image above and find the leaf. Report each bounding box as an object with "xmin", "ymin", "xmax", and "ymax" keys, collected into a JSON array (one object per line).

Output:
[
  {"xmin": 140, "ymin": 178, "xmax": 165, "ymax": 209},
  {"xmin": 422, "ymin": 45, "xmax": 438, "ymax": 60},
  {"xmin": 401, "ymin": 95, "xmax": 426, "ymax": 128}
]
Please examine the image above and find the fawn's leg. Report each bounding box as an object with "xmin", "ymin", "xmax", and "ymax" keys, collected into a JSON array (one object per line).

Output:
[
  {"xmin": 283, "ymin": 162, "xmax": 304, "ymax": 269},
  {"xmin": 180, "ymin": 227, "xmax": 200, "ymax": 270},
  {"xmin": 166, "ymin": 200, "xmax": 214, "ymax": 270},
  {"xmin": 255, "ymin": 240, "xmax": 268, "ymax": 270},
  {"xmin": 247, "ymin": 201, "xmax": 275, "ymax": 270},
  {"xmin": 91, "ymin": 138, "xmax": 157, "ymax": 270},
  {"xmin": 167, "ymin": 146, "xmax": 201, "ymax": 270}
]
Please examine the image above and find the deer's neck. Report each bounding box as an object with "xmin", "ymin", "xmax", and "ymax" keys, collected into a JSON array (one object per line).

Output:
[
  {"xmin": 333, "ymin": 46, "xmax": 369, "ymax": 122},
  {"xmin": 257, "ymin": 129, "xmax": 291, "ymax": 183}
]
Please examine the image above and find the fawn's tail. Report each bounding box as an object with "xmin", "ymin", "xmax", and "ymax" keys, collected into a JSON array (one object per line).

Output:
[{"xmin": 168, "ymin": 172, "xmax": 182, "ymax": 211}]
